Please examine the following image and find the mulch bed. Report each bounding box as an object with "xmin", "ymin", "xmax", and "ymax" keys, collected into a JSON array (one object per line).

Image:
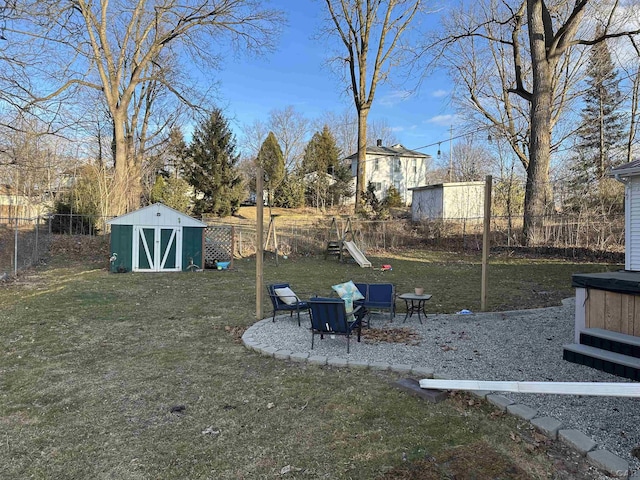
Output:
[{"xmin": 361, "ymin": 327, "xmax": 421, "ymax": 346}]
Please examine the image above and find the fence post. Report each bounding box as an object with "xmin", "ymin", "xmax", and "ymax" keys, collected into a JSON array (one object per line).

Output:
[
  {"xmin": 481, "ymin": 175, "xmax": 492, "ymax": 312},
  {"xmin": 383, "ymin": 221, "xmax": 386, "ymax": 250},
  {"xmin": 34, "ymin": 217, "xmax": 39, "ymax": 264},
  {"xmin": 14, "ymin": 218, "xmax": 18, "ymax": 276}
]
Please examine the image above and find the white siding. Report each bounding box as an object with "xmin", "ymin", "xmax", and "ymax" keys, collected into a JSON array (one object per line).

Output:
[
  {"xmin": 442, "ymin": 184, "xmax": 484, "ymax": 220},
  {"xmin": 411, "ymin": 182, "xmax": 485, "ymax": 221},
  {"xmin": 364, "ymin": 154, "xmax": 428, "ymax": 205},
  {"xmin": 411, "ymin": 188, "xmax": 443, "ymax": 220},
  {"xmin": 627, "ymin": 177, "xmax": 640, "ymax": 270}
]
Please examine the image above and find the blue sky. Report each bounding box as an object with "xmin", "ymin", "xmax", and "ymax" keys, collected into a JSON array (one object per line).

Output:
[{"xmin": 215, "ymin": 1, "xmax": 455, "ymax": 158}]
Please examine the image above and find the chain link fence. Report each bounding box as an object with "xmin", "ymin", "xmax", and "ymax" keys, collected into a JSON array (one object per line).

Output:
[
  {"xmin": 208, "ymin": 211, "xmax": 626, "ymax": 262},
  {"xmin": 1, "ymin": 210, "xmax": 625, "ymax": 279},
  {"xmin": 0, "ymin": 217, "xmax": 52, "ymax": 278},
  {"xmin": 0, "ymin": 213, "xmax": 114, "ymax": 278}
]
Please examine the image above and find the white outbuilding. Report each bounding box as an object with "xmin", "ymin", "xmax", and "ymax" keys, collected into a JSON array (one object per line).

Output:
[{"xmin": 409, "ymin": 182, "xmax": 485, "ymax": 222}]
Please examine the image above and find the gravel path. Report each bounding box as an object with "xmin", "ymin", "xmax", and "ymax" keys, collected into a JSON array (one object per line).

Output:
[{"xmin": 248, "ymin": 299, "xmax": 640, "ymax": 475}]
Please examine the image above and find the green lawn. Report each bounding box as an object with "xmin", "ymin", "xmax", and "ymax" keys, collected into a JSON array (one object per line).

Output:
[{"xmin": 0, "ymin": 248, "xmax": 618, "ymax": 479}]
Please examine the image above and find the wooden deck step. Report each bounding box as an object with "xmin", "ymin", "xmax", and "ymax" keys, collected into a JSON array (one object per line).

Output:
[
  {"xmin": 579, "ymin": 328, "xmax": 640, "ymax": 359},
  {"xmin": 563, "ymin": 343, "xmax": 640, "ymax": 381}
]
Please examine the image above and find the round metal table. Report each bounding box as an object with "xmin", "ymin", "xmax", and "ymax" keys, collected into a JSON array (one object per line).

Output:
[{"xmin": 398, "ymin": 293, "xmax": 432, "ymax": 324}]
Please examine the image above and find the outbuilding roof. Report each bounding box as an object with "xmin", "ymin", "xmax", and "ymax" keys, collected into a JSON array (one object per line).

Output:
[
  {"xmin": 409, "ymin": 181, "xmax": 485, "ymax": 191},
  {"xmin": 107, "ymin": 203, "xmax": 207, "ymax": 227},
  {"xmin": 608, "ymin": 159, "xmax": 640, "ymax": 178}
]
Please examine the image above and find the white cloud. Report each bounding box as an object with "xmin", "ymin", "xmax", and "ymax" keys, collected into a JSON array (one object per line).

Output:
[
  {"xmin": 378, "ymin": 90, "xmax": 412, "ymax": 107},
  {"xmin": 391, "ymin": 124, "xmax": 419, "ymax": 133},
  {"xmin": 426, "ymin": 114, "xmax": 457, "ymax": 126},
  {"xmin": 431, "ymin": 89, "xmax": 449, "ymax": 98}
]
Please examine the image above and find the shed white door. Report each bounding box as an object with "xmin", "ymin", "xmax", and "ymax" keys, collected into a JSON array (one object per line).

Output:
[{"xmin": 132, "ymin": 226, "xmax": 182, "ymax": 272}]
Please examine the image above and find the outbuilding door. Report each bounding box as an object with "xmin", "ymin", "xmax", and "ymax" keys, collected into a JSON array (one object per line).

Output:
[{"xmin": 132, "ymin": 226, "xmax": 182, "ymax": 272}]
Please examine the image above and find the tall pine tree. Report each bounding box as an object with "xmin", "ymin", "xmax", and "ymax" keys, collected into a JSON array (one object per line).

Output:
[
  {"xmin": 184, "ymin": 109, "xmax": 243, "ymax": 217},
  {"xmin": 302, "ymin": 125, "xmax": 344, "ymax": 208},
  {"xmin": 574, "ymin": 27, "xmax": 626, "ymax": 183}
]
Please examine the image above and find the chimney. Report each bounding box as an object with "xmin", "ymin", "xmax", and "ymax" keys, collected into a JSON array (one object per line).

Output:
[{"xmin": 376, "ymin": 139, "xmax": 382, "ymax": 147}]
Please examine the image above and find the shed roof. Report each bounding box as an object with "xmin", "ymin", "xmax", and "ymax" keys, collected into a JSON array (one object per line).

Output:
[
  {"xmin": 409, "ymin": 181, "xmax": 485, "ymax": 192},
  {"xmin": 107, "ymin": 203, "xmax": 207, "ymax": 227},
  {"xmin": 608, "ymin": 159, "xmax": 640, "ymax": 178}
]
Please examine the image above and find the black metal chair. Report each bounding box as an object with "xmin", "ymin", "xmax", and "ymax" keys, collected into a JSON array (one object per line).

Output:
[
  {"xmin": 363, "ymin": 283, "xmax": 396, "ymax": 321},
  {"xmin": 308, "ymin": 297, "xmax": 363, "ymax": 353},
  {"xmin": 267, "ymin": 283, "xmax": 310, "ymax": 326}
]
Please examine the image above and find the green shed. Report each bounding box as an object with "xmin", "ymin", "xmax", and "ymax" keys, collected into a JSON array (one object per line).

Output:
[{"xmin": 107, "ymin": 203, "xmax": 206, "ymax": 273}]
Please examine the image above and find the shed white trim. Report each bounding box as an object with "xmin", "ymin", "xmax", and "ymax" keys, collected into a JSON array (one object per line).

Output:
[
  {"xmin": 107, "ymin": 203, "xmax": 206, "ymax": 228},
  {"xmin": 132, "ymin": 225, "xmax": 183, "ymax": 272}
]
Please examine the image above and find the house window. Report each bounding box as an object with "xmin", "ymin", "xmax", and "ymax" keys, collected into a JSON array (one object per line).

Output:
[
  {"xmin": 394, "ymin": 159, "xmax": 401, "ymax": 173},
  {"xmin": 374, "ymin": 158, "xmax": 379, "ymax": 171},
  {"xmin": 373, "ymin": 182, "xmax": 382, "ymax": 191},
  {"xmin": 413, "ymin": 159, "xmax": 417, "ymax": 175}
]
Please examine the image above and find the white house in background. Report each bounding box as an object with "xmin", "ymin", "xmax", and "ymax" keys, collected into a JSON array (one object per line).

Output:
[
  {"xmin": 345, "ymin": 140, "xmax": 431, "ymax": 205},
  {"xmin": 409, "ymin": 181, "xmax": 485, "ymax": 222}
]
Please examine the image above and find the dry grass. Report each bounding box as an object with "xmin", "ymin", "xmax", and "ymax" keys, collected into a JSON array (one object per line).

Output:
[{"xmin": 0, "ymin": 240, "xmax": 620, "ymax": 479}]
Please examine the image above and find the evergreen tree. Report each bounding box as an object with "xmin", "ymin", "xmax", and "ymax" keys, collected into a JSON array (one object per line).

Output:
[
  {"xmin": 150, "ymin": 175, "xmax": 191, "ymax": 213},
  {"xmin": 383, "ymin": 185, "xmax": 403, "ymax": 208},
  {"xmin": 362, "ymin": 181, "xmax": 388, "ymax": 219},
  {"xmin": 574, "ymin": 28, "xmax": 626, "ymax": 183},
  {"xmin": 257, "ymin": 132, "xmax": 285, "ymax": 206},
  {"xmin": 184, "ymin": 109, "xmax": 243, "ymax": 217},
  {"xmin": 275, "ymin": 171, "xmax": 306, "ymax": 208},
  {"xmin": 165, "ymin": 127, "xmax": 188, "ymax": 177},
  {"xmin": 302, "ymin": 125, "xmax": 341, "ymax": 209},
  {"xmin": 328, "ymin": 162, "xmax": 355, "ymax": 207}
]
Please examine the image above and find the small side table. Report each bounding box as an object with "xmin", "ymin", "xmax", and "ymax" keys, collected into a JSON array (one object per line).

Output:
[{"xmin": 398, "ymin": 293, "xmax": 432, "ymax": 324}]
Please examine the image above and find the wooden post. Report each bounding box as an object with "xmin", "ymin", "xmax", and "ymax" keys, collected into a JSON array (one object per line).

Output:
[
  {"xmin": 14, "ymin": 217, "xmax": 18, "ymax": 276},
  {"xmin": 256, "ymin": 168, "xmax": 264, "ymax": 320},
  {"xmin": 481, "ymin": 175, "xmax": 492, "ymax": 311},
  {"xmin": 230, "ymin": 226, "xmax": 235, "ymax": 269},
  {"xmin": 273, "ymin": 217, "xmax": 279, "ymax": 266}
]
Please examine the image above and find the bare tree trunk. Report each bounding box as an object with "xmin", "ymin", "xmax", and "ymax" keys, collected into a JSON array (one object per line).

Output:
[
  {"xmin": 628, "ymin": 68, "xmax": 639, "ymax": 163},
  {"xmin": 356, "ymin": 107, "xmax": 369, "ymax": 208},
  {"xmin": 523, "ymin": 0, "xmax": 554, "ymax": 245},
  {"xmin": 111, "ymin": 110, "xmax": 143, "ymax": 214}
]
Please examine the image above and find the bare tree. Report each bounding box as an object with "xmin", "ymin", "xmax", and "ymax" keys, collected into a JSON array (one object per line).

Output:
[
  {"xmin": 368, "ymin": 118, "xmax": 400, "ymax": 147},
  {"xmin": 314, "ymin": 108, "xmax": 357, "ymax": 157},
  {"xmin": 429, "ymin": 0, "xmax": 640, "ymax": 244},
  {"xmin": 622, "ymin": 37, "xmax": 640, "ymax": 163},
  {"xmin": 268, "ymin": 106, "xmax": 310, "ymax": 170},
  {"xmin": 451, "ymin": 137, "xmax": 494, "ymax": 181},
  {"xmin": 314, "ymin": 109, "xmax": 399, "ymax": 160},
  {"xmin": 3, "ymin": 0, "xmax": 283, "ymax": 215},
  {"xmin": 322, "ymin": 0, "xmax": 424, "ymax": 209},
  {"xmin": 240, "ymin": 119, "xmax": 270, "ymax": 160},
  {"xmin": 239, "ymin": 105, "xmax": 309, "ymax": 175}
]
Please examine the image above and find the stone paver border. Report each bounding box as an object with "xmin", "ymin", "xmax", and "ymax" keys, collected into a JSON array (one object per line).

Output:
[{"xmin": 242, "ymin": 317, "xmax": 631, "ymax": 478}]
